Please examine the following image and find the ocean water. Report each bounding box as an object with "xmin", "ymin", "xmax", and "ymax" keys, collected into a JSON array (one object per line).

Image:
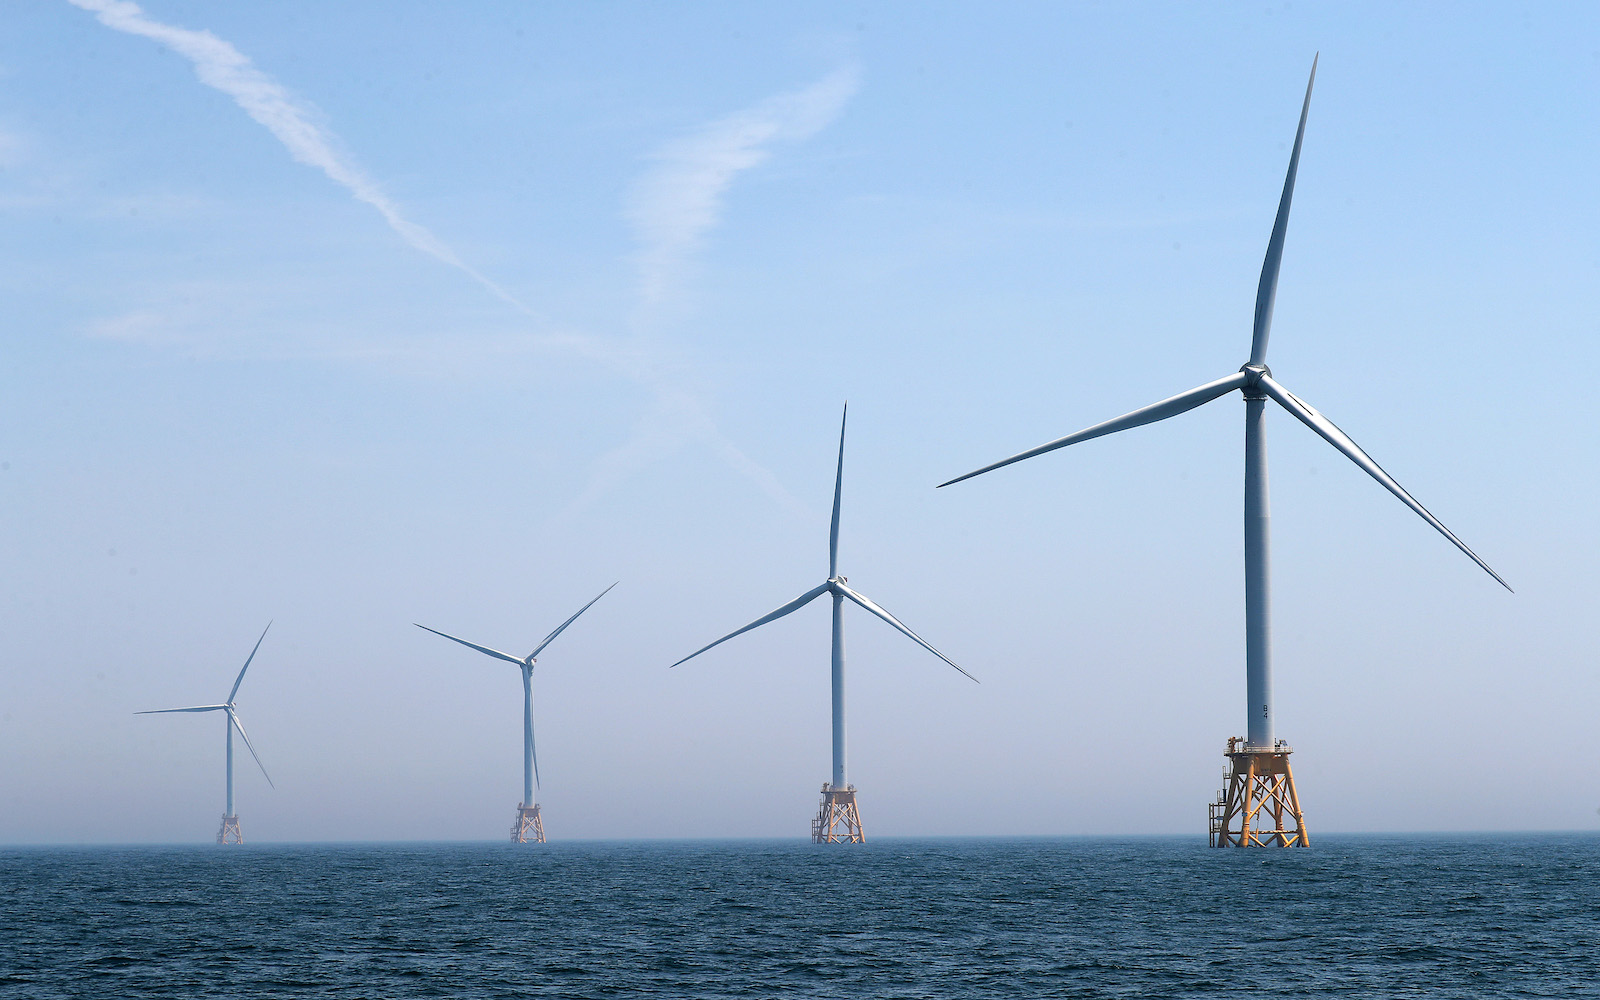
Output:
[{"xmin": 1, "ymin": 835, "xmax": 1595, "ymax": 998}]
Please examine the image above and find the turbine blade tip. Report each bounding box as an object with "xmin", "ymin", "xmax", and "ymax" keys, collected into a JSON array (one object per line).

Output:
[{"xmin": 938, "ymin": 470, "xmax": 979, "ymax": 488}]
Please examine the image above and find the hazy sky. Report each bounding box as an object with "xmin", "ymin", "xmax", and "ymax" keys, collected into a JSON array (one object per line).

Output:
[{"xmin": 2, "ymin": 2, "xmax": 1596, "ymax": 843}]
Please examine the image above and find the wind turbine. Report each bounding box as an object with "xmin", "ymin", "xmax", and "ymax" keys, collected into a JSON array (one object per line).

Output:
[
  {"xmin": 415, "ymin": 582, "xmax": 617, "ymax": 843},
  {"xmin": 940, "ymin": 56, "xmax": 1509, "ymax": 847},
  {"xmin": 673, "ymin": 404, "xmax": 977, "ymax": 843},
  {"xmin": 138, "ymin": 622, "xmax": 275, "ymax": 845}
]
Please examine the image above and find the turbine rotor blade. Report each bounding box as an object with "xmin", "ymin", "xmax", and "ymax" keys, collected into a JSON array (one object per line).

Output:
[
  {"xmin": 529, "ymin": 581, "xmax": 619, "ymax": 660},
  {"xmin": 414, "ymin": 624, "xmax": 525, "ymax": 665},
  {"xmin": 1250, "ymin": 54, "xmax": 1318, "ymax": 366},
  {"xmin": 835, "ymin": 583, "xmax": 978, "ymax": 684},
  {"xmin": 670, "ymin": 583, "xmax": 830, "ymax": 668},
  {"xmin": 228, "ymin": 620, "xmax": 272, "ymax": 703},
  {"xmin": 136, "ymin": 704, "xmax": 228, "ymax": 714},
  {"xmin": 1257, "ymin": 373, "xmax": 1511, "ymax": 591},
  {"xmin": 531, "ymin": 725, "xmax": 541, "ymax": 791},
  {"xmin": 228, "ymin": 709, "xmax": 274, "ymax": 789},
  {"xmin": 939, "ymin": 371, "xmax": 1248, "ymax": 488},
  {"xmin": 830, "ymin": 403, "xmax": 847, "ymax": 578}
]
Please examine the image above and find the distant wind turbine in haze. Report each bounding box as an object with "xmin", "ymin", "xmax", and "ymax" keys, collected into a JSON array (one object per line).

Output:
[
  {"xmin": 941, "ymin": 56, "xmax": 1509, "ymax": 848},
  {"xmin": 415, "ymin": 583, "xmax": 617, "ymax": 844},
  {"xmin": 673, "ymin": 404, "xmax": 977, "ymax": 843},
  {"xmin": 138, "ymin": 622, "xmax": 274, "ymax": 845}
]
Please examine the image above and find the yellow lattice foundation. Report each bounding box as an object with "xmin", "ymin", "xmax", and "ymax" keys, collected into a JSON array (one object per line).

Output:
[
  {"xmin": 811, "ymin": 784, "xmax": 865, "ymax": 843},
  {"xmin": 511, "ymin": 803, "xmax": 546, "ymax": 844},
  {"xmin": 217, "ymin": 814, "xmax": 243, "ymax": 845},
  {"xmin": 1209, "ymin": 738, "xmax": 1308, "ymax": 848}
]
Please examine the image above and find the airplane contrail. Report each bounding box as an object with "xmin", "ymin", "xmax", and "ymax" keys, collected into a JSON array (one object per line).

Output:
[
  {"xmin": 71, "ymin": 0, "xmax": 834, "ymax": 521},
  {"xmin": 628, "ymin": 66, "xmax": 858, "ymax": 312},
  {"xmin": 67, "ymin": 0, "xmax": 532, "ymax": 315},
  {"xmin": 554, "ymin": 69, "xmax": 859, "ymax": 522}
]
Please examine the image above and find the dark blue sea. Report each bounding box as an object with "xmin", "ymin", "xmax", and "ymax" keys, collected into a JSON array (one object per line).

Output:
[{"xmin": 2, "ymin": 835, "xmax": 1596, "ymax": 998}]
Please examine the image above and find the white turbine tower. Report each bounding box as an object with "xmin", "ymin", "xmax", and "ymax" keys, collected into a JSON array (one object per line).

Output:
[
  {"xmin": 138, "ymin": 622, "xmax": 275, "ymax": 845},
  {"xmin": 416, "ymin": 582, "xmax": 617, "ymax": 844},
  {"xmin": 941, "ymin": 56, "xmax": 1509, "ymax": 847},
  {"xmin": 673, "ymin": 404, "xmax": 977, "ymax": 843}
]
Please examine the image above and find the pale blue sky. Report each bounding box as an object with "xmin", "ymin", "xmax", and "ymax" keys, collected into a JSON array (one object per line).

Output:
[{"xmin": 1, "ymin": 2, "xmax": 1596, "ymax": 842}]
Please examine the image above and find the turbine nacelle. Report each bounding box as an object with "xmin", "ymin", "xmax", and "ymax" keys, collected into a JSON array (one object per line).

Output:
[
  {"xmin": 136, "ymin": 621, "xmax": 276, "ymax": 789},
  {"xmin": 414, "ymin": 580, "xmax": 616, "ymax": 674},
  {"xmin": 941, "ymin": 55, "xmax": 1507, "ymax": 594},
  {"xmin": 673, "ymin": 405, "xmax": 977, "ymax": 684},
  {"xmin": 415, "ymin": 582, "xmax": 618, "ymax": 800}
]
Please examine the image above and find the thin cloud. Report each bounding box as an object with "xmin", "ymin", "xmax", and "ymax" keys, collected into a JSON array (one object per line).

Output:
[
  {"xmin": 550, "ymin": 384, "xmax": 809, "ymax": 528},
  {"xmin": 68, "ymin": 0, "xmax": 828, "ymax": 521},
  {"xmin": 0, "ymin": 127, "xmax": 27, "ymax": 167},
  {"xmin": 66, "ymin": 0, "xmax": 529, "ymax": 314},
  {"xmin": 556, "ymin": 70, "xmax": 862, "ymax": 521},
  {"xmin": 627, "ymin": 67, "xmax": 858, "ymax": 312}
]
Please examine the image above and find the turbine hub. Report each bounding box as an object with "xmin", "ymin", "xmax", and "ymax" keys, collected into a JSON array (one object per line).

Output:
[{"xmin": 1240, "ymin": 363, "xmax": 1272, "ymax": 397}]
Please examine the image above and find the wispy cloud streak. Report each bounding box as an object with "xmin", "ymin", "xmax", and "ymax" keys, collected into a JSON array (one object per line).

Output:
[
  {"xmin": 550, "ymin": 68, "xmax": 860, "ymax": 520},
  {"xmin": 70, "ymin": 0, "xmax": 843, "ymax": 522},
  {"xmin": 627, "ymin": 67, "xmax": 858, "ymax": 311},
  {"xmin": 67, "ymin": 0, "xmax": 529, "ymax": 313}
]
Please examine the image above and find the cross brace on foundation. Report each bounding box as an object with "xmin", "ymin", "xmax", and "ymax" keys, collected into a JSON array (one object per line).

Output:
[
  {"xmin": 811, "ymin": 783, "xmax": 865, "ymax": 843},
  {"xmin": 511, "ymin": 803, "xmax": 545, "ymax": 844},
  {"xmin": 217, "ymin": 814, "xmax": 243, "ymax": 845},
  {"xmin": 1209, "ymin": 738, "xmax": 1308, "ymax": 847}
]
